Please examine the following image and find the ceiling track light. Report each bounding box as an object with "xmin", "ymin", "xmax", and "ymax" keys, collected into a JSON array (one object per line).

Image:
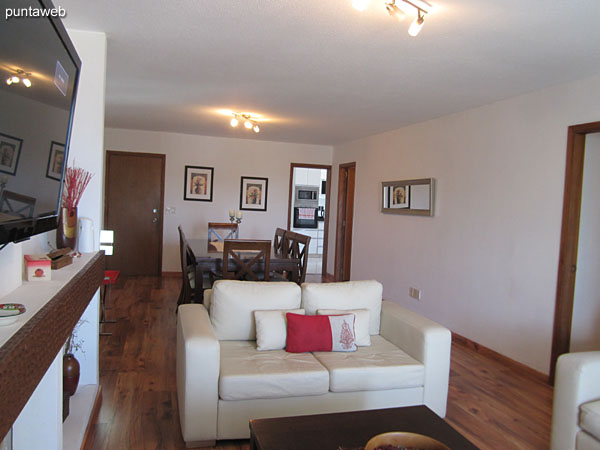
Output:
[
  {"xmin": 5, "ymin": 68, "xmax": 32, "ymax": 87},
  {"xmin": 229, "ymin": 113, "xmax": 261, "ymax": 133},
  {"xmin": 360, "ymin": 0, "xmax": 431, "ymax": 36}
]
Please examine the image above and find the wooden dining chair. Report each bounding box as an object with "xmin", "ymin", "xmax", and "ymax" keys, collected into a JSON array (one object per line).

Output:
[
  {"xmin": 222, "ymin": 239, "xmax": 271, "ymax": 281},
  {"xmin": 270, "ymin": 228, "xmax": 290, "ymax": 281},
  {"xmin": 208, "ymin": 222, "xmax": 238, "ymax": 242},
  {"xmin": 283, "ymin": 231, "xmax": 311, "ymax": 284},
  {"xmin": 273, "ymin": 228, "xmax": 287, "ymax": 254},
  {"xmin": 177, "ymin": 225, "xmax": 203, "ymax": 307}
]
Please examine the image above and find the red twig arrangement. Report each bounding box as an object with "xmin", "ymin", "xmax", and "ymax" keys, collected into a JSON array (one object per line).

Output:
[{"xmin": 62, "ymin": 166, "xmax": 93, "ymax": 212}]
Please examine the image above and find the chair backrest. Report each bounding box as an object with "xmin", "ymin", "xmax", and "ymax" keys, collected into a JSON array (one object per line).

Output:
[
  {"xmin": 222, "ymin": 239, "xmax": 271, "ymax": 281},
  {"xmin": 208, "ymin": 222, "xmax": 239, "ymax": 242},
  {"xmin": 178, "ymin": 225, "xmax": 196, "ymax": 303},
  {"xmin": 0, "ymin": 190, "xmax": 36, "ymax": 218},
  {"xmin": 283, "ymin": 231, "xmax": 311, "ymax": 284},
  {"xmin": 273, "ymin": 228, "xmax": 287, "ymax": 254}
]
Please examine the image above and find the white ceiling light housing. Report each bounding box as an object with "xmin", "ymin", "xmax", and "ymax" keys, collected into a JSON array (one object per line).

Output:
[{"xmin": 408, "ymin": 9, "xmax": 425, "ymax": 36}]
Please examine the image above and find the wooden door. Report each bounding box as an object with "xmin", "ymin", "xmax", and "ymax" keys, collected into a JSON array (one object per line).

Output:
[
  {"xmin": 104, "ymin": 151, "xmax": 165, "ymax": 276},
  {"xmin": 334, "ymin": 162, "xmax": 356, "ymax": 281}
]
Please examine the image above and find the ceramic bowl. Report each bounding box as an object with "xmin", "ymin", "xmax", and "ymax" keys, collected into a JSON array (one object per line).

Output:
[
  {"xmin": 365, "ymin": 431, "xmax": 450, "ymax": 450},
  {"xmin": 0, "ymin": 303, "xmax": 26, "ymax": 326}
]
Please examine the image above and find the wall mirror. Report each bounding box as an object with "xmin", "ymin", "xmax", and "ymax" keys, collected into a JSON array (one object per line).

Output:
[{"xmin": 381, "ymin": 178, "xmax": 435, "ymax": 216}]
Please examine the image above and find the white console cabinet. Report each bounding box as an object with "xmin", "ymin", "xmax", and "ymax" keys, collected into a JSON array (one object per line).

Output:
[{"xmin": 0, "ymin": 252, "xmax": 104, "ymax": 450}]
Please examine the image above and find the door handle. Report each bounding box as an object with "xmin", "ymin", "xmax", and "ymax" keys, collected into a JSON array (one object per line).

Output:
[
  {"xmin": 152, "ymin": 208, "xmax": 158, "ymax": 214},
  {"xmin": 152, "ymin": 217, "xmax": 158, "ymax": 223}
]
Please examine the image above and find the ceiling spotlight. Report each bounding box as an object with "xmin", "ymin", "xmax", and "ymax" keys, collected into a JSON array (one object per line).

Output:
[
  {"xmin": 352, "ymin": 0, "xmax": 371, "ymax": 11},
  {"xmin": 228, "ymin": 112, "xmax": 264, "ymax": 133},
  {"xmin": 408, "ymin": 11, "xmax": 425, "ymax": 36},
  {"xmin": 5, "ymin": 69, "xmax": 33, "ymax": 87},
  {"xmin": 385, "ymin": 1, "xmax": 405, "ymax": 21},
  {"xmin": 353, "ymin": 0, "xmax": 431, "ymax": 36}
]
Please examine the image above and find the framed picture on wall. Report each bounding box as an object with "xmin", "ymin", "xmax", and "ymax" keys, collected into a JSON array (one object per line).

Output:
[
  {"xmin": 184, "ymin": 165, "xmax": 214, "ymax": 202},
  {"xmin": 240, "ymin": 176, "xmax": 268, "ymax": 211},
  {"xmin": 46, "ymin": 141, "xmax": 65, "ymax": 180},
  {"xmin": 0, "ymin": 132, "xmax": 23, "ymax": 175},
  {"xmin": 389, "ymin": 185, "xmax": 410, "ymax": 209}
]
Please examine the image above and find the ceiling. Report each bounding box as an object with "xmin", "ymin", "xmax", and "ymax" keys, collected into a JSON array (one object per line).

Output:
[{"xmin": 60, "ymin": 0, "xmax": 600, "ymax": 146}]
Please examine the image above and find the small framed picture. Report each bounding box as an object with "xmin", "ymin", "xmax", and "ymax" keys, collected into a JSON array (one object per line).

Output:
[
  {"xmin": 46, "ymin": 141, "xmax": 65, "ymax": 181},
  {"xmin": 240, "ymin": 176, "xmax": 268, "ymax": 211},
  {"xmin": 0, "ymin": 132, "xmax": 23, "ymax": 175},
  {"xmin": 390, "ymin": 185, "xmax": 410, "ymax": 209},
  {"xmin": 184, "ymin": 165, "xmax": 214, "ymax": 202}
]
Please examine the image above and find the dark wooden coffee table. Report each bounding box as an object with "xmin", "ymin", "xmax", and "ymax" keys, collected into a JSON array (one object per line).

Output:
[{"xmin": 249, "ymin": 406, "xmax": 479, "ymax": 450}]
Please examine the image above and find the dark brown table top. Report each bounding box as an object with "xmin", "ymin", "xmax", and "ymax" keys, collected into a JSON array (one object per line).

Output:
[{"xmin": 249, "ymin": 406, "xmax": 479, "ymax": 450}]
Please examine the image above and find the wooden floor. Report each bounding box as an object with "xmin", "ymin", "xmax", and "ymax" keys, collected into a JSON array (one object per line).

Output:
[{"xmin": 85, "ymin": 275, "xmax": 553, "ymax": 450}]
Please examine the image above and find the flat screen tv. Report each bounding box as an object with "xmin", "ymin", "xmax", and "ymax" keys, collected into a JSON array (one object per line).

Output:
[{"xmin": 0, "ymin": 0, "xmax": 81, "ymax": 248}]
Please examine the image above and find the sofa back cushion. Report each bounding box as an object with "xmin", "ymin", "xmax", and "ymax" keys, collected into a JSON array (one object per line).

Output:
[
  {"xmin": 301, "ymin": 280, "xmax": 383, "ymax": 335},
  {"xmin": 210, "ymin": 280, "xmax": 301, "ymax": 340}
]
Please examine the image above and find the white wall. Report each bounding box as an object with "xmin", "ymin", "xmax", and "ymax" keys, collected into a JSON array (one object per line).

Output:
[
  {"xmin": 67, "ymin": 30, "xmax": 107, "ymax": 247},
  {"xmin": 329, "ymin": 72, "xmax": 600, "ymax": 374},
  {"xmin": 104, "ymin": 128, "xmax": 332, "ymax": 272},
  {"xmin": 570, "ymin": 133, "xmax": 600, "ymax": 352}
]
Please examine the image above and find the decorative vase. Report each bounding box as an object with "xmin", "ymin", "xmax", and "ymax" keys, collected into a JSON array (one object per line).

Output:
[
  {"xmin": 57, "ymin": 206, "xmax": 77, "ymax": 250},
  {"xmin": 63, "ymin": 353, "xmax": 80, "ymax": 396}
]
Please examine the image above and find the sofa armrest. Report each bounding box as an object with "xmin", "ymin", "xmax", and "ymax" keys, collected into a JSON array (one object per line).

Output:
[
  {"xmin": 551, "ymin": 352, "xmax": 600, "ymax": 450},
  {"xmin": 380, "ymin": 300, "xmax": 451, "ymax": 417},
  {"xmin": 177, "ymin": 304, "xmax": 220, "ymax": 444}
]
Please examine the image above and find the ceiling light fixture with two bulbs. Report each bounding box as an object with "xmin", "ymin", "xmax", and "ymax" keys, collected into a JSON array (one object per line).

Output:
[
  {"xmin": 230, "ymin": 112, "xmax": 261, "ymax": 133},
  {"xmin": 352, "ymin": 0, "xmax": 432, "ymax": 37}
]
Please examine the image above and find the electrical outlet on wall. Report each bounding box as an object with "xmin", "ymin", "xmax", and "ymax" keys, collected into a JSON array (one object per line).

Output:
[{"xmin": 409, "ymin": 287, "xmax": 421, "ymax": 301}]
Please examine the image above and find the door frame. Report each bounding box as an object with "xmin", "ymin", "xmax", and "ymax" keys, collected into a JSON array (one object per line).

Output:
[
  {"xmin": 334, "ymin": 162, "xmax": 356, "ymax": 281},
  {"xmin": 287, "ymin": 163, "xmax": 332, "ymax": 276},
  {"xmin": 104, "ymin": 150, "xmax": 166, "ymax": 276},
  {"xmin": 550, "ymin": 121, "xmax": 600, "ymax": 382}
]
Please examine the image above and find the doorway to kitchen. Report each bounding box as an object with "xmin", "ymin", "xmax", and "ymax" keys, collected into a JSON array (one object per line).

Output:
[{"xmin": 287, "ymin": 163, "xmax": 331, "ymax": 276}]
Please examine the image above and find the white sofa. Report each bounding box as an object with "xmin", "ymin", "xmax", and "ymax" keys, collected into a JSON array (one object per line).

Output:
[
  {"xmin": 176, "ymin": 280, "xmax": 451, "ymax": 448},
  {"xmin": 551, "ymin": 352, "xmax": 600, "ymax": 450}
]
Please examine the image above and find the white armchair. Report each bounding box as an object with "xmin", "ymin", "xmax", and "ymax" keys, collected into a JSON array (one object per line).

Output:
[{"xmin": 551, "ymin": 352, "xmax": 600, "ymax": 450}]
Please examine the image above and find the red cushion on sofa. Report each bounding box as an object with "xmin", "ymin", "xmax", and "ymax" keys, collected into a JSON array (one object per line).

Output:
[
  {"xmin": 286, "ymin": 313, "xmax": 356, "ymax": 353},
  {"xmin": 286, "ymin": 313, "xmax": 332, "ymax": 353}
]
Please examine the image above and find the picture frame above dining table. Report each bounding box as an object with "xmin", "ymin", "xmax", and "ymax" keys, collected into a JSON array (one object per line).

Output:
[
  {"xmin": 381, "ymin": 178, "xmax": 435, "ymax": 216},
  {"xmin": 184, "ymin": 165, "xmax": 214, "ymax": 202},
  {"xmin": 240, "ymin": 176, "xmax": 268, "ymax": 212}
]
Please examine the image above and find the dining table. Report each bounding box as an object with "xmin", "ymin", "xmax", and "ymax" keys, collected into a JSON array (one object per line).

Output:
[{"xmin": 187, "ymin": 239, "xmax": 301, "ymax": 282}]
